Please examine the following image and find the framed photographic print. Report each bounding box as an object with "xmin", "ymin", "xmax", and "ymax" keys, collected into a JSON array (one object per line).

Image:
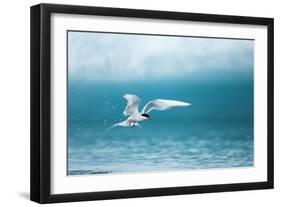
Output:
[{"xmin": 30, "ymin": 3, "xmax": 274, "ymax": 203}]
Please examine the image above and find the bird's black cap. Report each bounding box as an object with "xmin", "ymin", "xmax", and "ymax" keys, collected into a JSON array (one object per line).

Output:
[{"xmin": 141, "ymin": 113, "xmax": 151, "ymax": 118}]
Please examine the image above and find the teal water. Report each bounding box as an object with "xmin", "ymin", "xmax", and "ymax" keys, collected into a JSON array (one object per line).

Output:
[{"xmin": 67, "ymin": 76, "xmax": 253, "ymax": 175}]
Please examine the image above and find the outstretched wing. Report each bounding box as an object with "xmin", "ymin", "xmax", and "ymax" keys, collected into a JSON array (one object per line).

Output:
[
  {"xmin": 123, "ymin": 94, "xmax": 141, "ymax": 116},
  {"xmin": 141, "ymin": 99, "xmax": 191, "ymax": 114}
]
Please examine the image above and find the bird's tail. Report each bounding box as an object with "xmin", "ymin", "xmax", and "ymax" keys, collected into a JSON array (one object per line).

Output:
[
  {"xmin": 107, "ymin": 120, "xmax": 142, "ymax": 131},
  {"xmin": 108, "ymin": 120, "xmax": 130, "ymax": 130}
]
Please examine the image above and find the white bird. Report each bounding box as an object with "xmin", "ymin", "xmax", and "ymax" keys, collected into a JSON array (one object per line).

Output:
[{"xmin": 109, "ymin": 94, "xmax": 191, "ymax": 129}]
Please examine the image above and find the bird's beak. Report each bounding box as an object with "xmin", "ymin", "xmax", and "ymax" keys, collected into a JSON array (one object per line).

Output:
[{"xmin": 149, "ymin": 117, "xmax": 152, "ymax": 120}]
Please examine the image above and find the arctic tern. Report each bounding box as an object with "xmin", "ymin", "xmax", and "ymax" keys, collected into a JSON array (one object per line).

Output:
[{"xmin": 110, "ymin": 94, "xmax": 191, "ymax": 129}]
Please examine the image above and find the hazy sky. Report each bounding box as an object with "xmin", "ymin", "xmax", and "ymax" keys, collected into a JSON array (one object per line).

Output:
[{"xmin": 68, "ymin": 31, "xmax": 253, "ymax": 82}]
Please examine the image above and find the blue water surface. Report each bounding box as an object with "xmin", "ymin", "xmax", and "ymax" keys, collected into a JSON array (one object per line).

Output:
[{"xmin": 67, "ymin": 76, "xmax": 253, "ymax": 175}]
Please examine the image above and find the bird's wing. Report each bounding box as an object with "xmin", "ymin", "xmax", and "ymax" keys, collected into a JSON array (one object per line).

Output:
[
  {"xmin": 141, "ymin": 99, "xmax": 191, "ymax": 114},
  {"xmin": 123, "ymin": 94, "xmax": 141, "ymax": 116}
]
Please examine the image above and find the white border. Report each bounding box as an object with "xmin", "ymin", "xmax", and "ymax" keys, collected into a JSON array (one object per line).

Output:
[{"xmin": 51, "ymin": 13, "xmax": 268, "ymax": 194}]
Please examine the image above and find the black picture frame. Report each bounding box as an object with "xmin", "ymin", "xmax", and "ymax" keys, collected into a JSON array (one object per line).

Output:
[{"xmin": 30, "ymin": 3, "xmax": 274, "ymax": 204}]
